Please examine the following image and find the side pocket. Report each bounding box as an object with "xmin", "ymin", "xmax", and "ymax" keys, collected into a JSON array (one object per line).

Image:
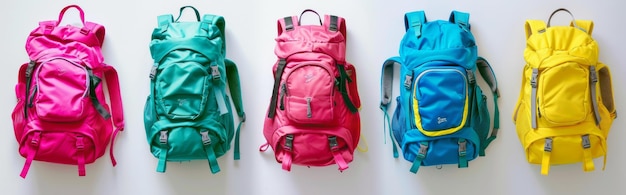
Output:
[
  {"xmin": 598, "ymin": 64, "xmax": 615, "ymax": 116},
  {"xmin": 345, "ymin": 63, "xmax": 361, "ymax": 108},
  {"xmin": 471, "ymin": 85, "xmax": 491, "ymax": 144},
  {"xmin": 391, "ymin": 96, "xmax": 405, "ymax": 145},
  {"xmin": 143, "ymin": 96, "xmax": 156, "ymax": 133},
  {"xmin": 12, "ymin": 83, "xmax": 27, "ymax": 141}
]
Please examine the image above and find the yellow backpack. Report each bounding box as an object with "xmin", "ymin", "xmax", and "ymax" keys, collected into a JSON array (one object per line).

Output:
[{"xmin": 513, "ymin": 8, "xmax": 617, "ymax": 175}]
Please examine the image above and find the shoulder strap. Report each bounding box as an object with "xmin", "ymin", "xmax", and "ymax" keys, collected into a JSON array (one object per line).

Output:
[
  {"xmin": 449, "ymin": 10, "xmax": 471, "ymax": 31},
  {"xmin": 475, "ymin": 57, "xmax": 499, "ymax": 154},
  {"xmin": 324, "ymin": 15, "xmax": 347, "ymax": 38},
  {"xmin": 404, "ymin": 11, "xmax": 427, "ymax": 37},
  {"xmin": 102, "ymin": 65, "xmax": 125, "ymax": 166},
  {"xmin": 225, "ymin": 59, "xmax": 246, "ymax": 160},
  {"xmin": 277, "ymin": 16, "xmax": 298, "ymax": 36},
  {"xmin": 202, "ymin": 14, "xmax": 226, "ymax": 55},
  {"xmin": 380, "ymin": 57, "xmax": 402, "ymax": 159},
  {"xmin": 525, "ymin": 20, "xmax": 547, "ymax": 40}
]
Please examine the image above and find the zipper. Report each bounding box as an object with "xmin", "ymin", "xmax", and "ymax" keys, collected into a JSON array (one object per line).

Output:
[
  {"xmin": 24, "ymin": 60, "xmax": 37, "ymax": 117},
  {"xmin": 28, "ymin": 85, "xmax": 37, "ymax": 108},
  {"xmin": 411, "ymin": 68, "xmax": 468, "ymax": 128}
]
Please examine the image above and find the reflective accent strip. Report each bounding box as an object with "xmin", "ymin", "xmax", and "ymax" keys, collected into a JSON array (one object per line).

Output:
[
  {"xmin": 590, "ymin": 66, "xmax": 601, "ymax": 125},
  {"xmin": 530, "ymin": 68, "xmax": 538, "ymax": 129}
]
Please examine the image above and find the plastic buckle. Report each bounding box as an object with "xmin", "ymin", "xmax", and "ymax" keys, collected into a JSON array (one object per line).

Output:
[
  {"xmin": 149, "ymin": 64, "xmax": 158, "ymax": 80},
  {"xmin": 211, "ymin": 66, "xmax": 221, "ymax": 80},
  {"xmin": 328, "ymin": 136, "xmax": 339, "ymax": 151},
  {"xmin": 403, "ymin": 74, "xmax": 413, "ymax": 89},
  {"xmin": 76, "ymin": 136, "xmax": 85, "ymax": 150},
  {"xmin": 80, "ymin": 28, "xmax": 90, "ymax": 35},
  {"xmin": 284, "ymin": 135, "xmax": 294, "ymax": 151},
  {"xmin": 201, "ymin": 131, "xmax": 211, "ymax": 145},
  {"xmin": 458, "ymin": 139, "xmax": 467, "ymax": 157},
  {"xmin": 159, "ymin": 131, "xmax": 168, "ymax": 145},
  {"xmin": 31, "ymin": 132, "xmax": 41, "ymax": 146},
  {"xmin": 530, "ymin": 69, "xmax": 538, "ymax": 88},
  {"xmin": 466, "ymin": 70, "xmax": 475, "ymax": 84},
  {"xmin": 582, "ymin": 135, "xmax": 591, "ymax": 149},
  {"xmin": 417, "ymin": 142, "xmax": 428, "ymax": 159},
  {"xmin": 544, "ymin": 137, "xmax": 553, "ymax": 152}
]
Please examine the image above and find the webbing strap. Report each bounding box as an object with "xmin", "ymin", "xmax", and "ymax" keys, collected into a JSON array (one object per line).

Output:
[
  {"xmin": 281, "ymin": 134, "xmax": 294, "ymax": 171},
  {"xmin": 458, "ymin": 138, "xmax": 468, "ymax": 168},
  {"xmin": 329, "ymin": 15, "xmax": 338, "ymax": 31},
  {"xmin": 20, "ymin": 132, "xmax": 41, "ymax": 178},
  {"xmin": 329, "ymin": 136, "xmax": 349, "ymax": 172},
  {"xmin": 540, "ymin": 137, "xmax": 552, "ymax": 175},
  {"xmin": 589, "ymin": 66, "xmax": 601, "ymax": 125},
  {"xmin": 382, "ymin": 107, "xmax": 399, "ymax": 158},
  {"xmin": 450, "ymin": 11, "xmax": 470, "ymax": 31},
  {"xmin": 476, "ymin": 57, "xmax": 500, "ymax": 154},
  {"xmin": 156, "ymin": 131, "xmax": 168, "ymax": 173},
  {"xmin": 410, "ymin": 142, "xmax": 428, "ymax": 174},
  {"xmin": 530, "ymin": 68, "xmax": 538, "ymax": 129},
  {"xmin": 284, "ymin": 17, "xmax": 294, "ymax": 31},
  {"xmin": 76, "ymin": 136, "xmax": 86, "ymax": 176},
  {"xmin": 103, "ymin": 65, "xmax": 125, "ymax": 167},
  {"xmin": 87, "ymin": 69, "xmax": 111, "ymax": 120},
  {"xmin": 581, "ymin": 135, "xmax": 595, "ymax": 172},
  {"xmin": 404, "ymin": 11, "xmax": 426, "ymax": 37},
  {"xmin": 268, "ymin": 59, "xmax": 287, "ymax": 118}
]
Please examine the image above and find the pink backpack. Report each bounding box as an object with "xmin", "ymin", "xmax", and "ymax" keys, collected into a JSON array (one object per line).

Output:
[
  {"xmin": 261, "ymin": 10, "xmax": 362, "ymax": 172},
  {"xmin": 11, "ymin": 5, "xmax": 124, "ymax": 178}
]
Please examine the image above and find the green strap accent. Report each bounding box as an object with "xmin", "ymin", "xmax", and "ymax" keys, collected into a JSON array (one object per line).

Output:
[
  {"xmin": 404, "ymin": 11, "xmax": 426, "ymax": 37},
  {"xmin": 476, "ymin": 57, "xmax": 500, "ymax": 155},
  {"xmin": 225, "ymin": 59, "xmax": 246, "ymax": 160},
  {"xmin": 410, "ymin": 142, "xmax": 429, "ymax": 173},
  {"xmin": 156, "ymin": 149, "xmax": 167, "ymax": 172},
  {"xmin": 337, "ymin": 64, "xmax": 358, "ymax": 113},
  {"xmin": 458, "ymin": 138, "xmax": 468, "ymax": 168}
]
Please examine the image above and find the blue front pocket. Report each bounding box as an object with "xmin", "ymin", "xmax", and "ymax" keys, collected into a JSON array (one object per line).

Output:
[{"xmin": 413, "ymin": 67, "xmax": 468, "ymax": 134}]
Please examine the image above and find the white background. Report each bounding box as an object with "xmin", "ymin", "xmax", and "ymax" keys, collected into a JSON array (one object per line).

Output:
[{"xmin": 1, "ymin": 0, "xmax": 625, "ymax": 195}]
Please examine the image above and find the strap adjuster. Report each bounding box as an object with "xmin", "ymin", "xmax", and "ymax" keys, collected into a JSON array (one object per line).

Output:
[
  {"xmin": 201, "ymin": 131, "xmax": 211, "ymax": 145},
  {"xmin": 284, "ymin": 134, "xmax": 294, "ymax": 151},
  {"xmin": 329, "ymin": 136, "xmax": 339, "ymax": 151},
  {"xmin": 417, "ymin": 142, "xmax": 429, "ymax": 159},
  {"xmin": 211, "ymin": 66, "xmax": 221, "ymax": 80},
  {"xmin": 582, "ymin": 134, "xmax": 591, "ymax": 149},
  {"xmin": 159, "ymin": 131, "xmax": 168, "ymax": 145},
  {"xmin": 458, "ymin": 139, "xmax": 467, "ymax": 157},
  {"xmin": 76, "ymin": 136, "xmax": 85, "ymax": 150},
  {"xmin": 544, "ymin": 137, "xmax": 553, "ymax": 152}
]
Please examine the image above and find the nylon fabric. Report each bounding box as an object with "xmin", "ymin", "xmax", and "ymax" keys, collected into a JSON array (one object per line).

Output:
[
  {"xmin": 145, "ymin": 6, "xmax": 245, "ymax": 174},
  {"xmin": 379, "ymin": 10, "xmax": 500, "ymax": 173},
  {"xmin": 12, "ymin": 5, "xmax": 124, "ymax": 178},
  {"xmin": 262, "ymin": 10, "xmax": 361, "ymax": 172},
  {"xmin": 513, "ymin": 8, "xmax": 616, "ymax": 175}
]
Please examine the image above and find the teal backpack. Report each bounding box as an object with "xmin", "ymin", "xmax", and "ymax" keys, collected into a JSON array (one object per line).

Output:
[
  {"xmin": 380, "ymin": 10, "xmax": 500, "ymax": 173},
  {"xmin": 144, "ymin": 6, "xmax": 245, "ymax": 173}
]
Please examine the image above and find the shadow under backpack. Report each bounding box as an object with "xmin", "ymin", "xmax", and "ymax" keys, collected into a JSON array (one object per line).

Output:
[
  {"xmin": 144, "ymin": 6, "xmax": 245, "ymax": 174},
  {"xmin": 380, "ymin": 10, "xmax": 500, "ymax": 173}
]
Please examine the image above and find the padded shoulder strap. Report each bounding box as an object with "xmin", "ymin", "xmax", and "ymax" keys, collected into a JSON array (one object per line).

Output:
[
  {"xmin": 203, "ymin": 14, "xmax": 226, "ymax": 55},
  {"xmin": 475, "ymin": 57, "xmax": 500, "ymax": 152},
  {"xmin": 571, "ymin": 20, "xmax": 594, "ymax": 35},
  {"xmin": 404, "ymin": 11, "xmax": 426, "ymax": 36},
  {"xmin": 380, "ymin": 57, "xmax": 402, "ymax": 109},
  {"xmin": 277, "ymin": 16, "xmax": 298, "ymax": 36},
  {"xmin": 525, "ymin": 20, "xmax": 547, "ymax": 40},
  {"xmin": 157, "ymin": 14, "xmax": 174, "ymax": 28},
  {"xmin": 450, "ymin": 10, "xmax": 471, "ymax": 30},
  {"xmin": 225, "ymin": 59, "xmax": 245, "ymax": 160},
  {"xmin": 325, "ymin": 15, "xmax": 347, "ymax": 39}
]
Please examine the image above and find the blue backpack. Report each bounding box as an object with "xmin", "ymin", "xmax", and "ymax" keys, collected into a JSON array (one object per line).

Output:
[{"xmin": 380, "ymin": 10, "xmax": 500, "ymax": 173}]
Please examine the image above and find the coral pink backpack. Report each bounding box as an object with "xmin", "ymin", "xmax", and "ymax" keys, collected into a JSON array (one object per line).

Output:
[
  {"xmin": 261, "ymin": 9, "xmax": 362, "ymax": 172},
  {"xmin": 11, "ymin": 5, "xmax": 124, "ymax": 178}
]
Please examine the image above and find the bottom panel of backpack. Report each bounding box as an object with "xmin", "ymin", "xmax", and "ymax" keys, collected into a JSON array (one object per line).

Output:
[
  {"xmin": 400, "ymin": 127, "xmax": 479, "ymax": 173},
  {"xmin": 270, "ymin": 125, "xmax": 356, "ymax": 172}
]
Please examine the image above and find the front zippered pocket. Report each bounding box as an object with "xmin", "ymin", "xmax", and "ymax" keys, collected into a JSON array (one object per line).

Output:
[
  {"xmin": 33, "ymin": 58, "xmax": 90, "ymax": 122},
  {"xmin": 537, "ymin": 63, "xmax": 590, "ymax": 126},
  {"xmin": 284, "ymin": 63, "xmax": 336, "ymax": 125},
  {"xmin": 155, "ymin": 61, "xmax": 211, "ymax": 120},
  {"xmin": 412, "ymin": 67, "xmax": 469, "ymax": 136}
]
